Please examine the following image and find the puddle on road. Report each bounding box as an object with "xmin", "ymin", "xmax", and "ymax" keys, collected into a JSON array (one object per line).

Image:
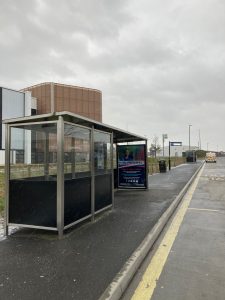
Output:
[{"xmin": 203, "ymin": 175, "xmax": 225, "ymax": 181}]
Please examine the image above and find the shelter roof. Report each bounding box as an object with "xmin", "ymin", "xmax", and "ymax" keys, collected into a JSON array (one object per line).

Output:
[{"xmin": 3, "ymin": 111, "xmax": 146, "ymax": 143}]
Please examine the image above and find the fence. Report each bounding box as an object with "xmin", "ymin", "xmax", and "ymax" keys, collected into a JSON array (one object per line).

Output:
[
  {"xmin": 0, "ymin": 157, "xmax": 186, "ymax": 214},
  {"xmin": 148, "ymin": 157, "xmax": 186, "ymax": 175}
]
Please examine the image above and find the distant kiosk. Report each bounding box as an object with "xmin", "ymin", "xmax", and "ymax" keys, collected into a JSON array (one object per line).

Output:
[{"xmin": 185, "ymin": 150, "xmax": 197, "ymax": 163}]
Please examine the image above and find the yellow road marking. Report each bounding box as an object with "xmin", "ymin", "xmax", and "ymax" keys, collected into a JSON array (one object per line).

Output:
[
  {"xmin": 188, "ymin": 207, "xmax": 223, "ymax": 213},
  {"xmin": 131, "ymin": 167, "xmax": 204, "ymax": 300}
]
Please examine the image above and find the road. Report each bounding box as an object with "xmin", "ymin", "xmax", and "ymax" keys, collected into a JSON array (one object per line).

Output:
[{"xmin": 121, "ymin": 157, "xmax": 225, "ymax": 300}]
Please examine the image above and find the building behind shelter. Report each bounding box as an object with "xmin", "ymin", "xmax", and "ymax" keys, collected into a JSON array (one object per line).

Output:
[
  {"xmin": 0, "ymin": 82, "xmax": 102, "ymax": 164},
  {"xmin": 22, "ymin": 82, "xmax": 102, "ymax": 122}
]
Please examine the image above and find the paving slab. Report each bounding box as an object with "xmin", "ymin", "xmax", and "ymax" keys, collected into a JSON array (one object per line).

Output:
[{"xmin": 0, "ymin": 163, "xmax": 200, "ymax": 300}]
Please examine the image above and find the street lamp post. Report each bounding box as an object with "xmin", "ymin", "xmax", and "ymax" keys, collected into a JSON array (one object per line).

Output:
[
  {"xmin": 162, "ymin": 134, "xmax": 168, "ymax": 157},
  {"xmin": 169, "ymin": 141, "xmax": 171, "ymax": 170},
  {"xmin": 198, "ymin": 129, "xmax": 201, "ymax": 150},
  {"xmin": 189, "ymin": 125, "xmax": 192, "ymax": 150}
]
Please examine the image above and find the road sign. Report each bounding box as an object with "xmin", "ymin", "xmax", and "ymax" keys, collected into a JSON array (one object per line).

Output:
[{"xmin": 170, "ymin": 142, "xmax": 182, "ymax": 146}]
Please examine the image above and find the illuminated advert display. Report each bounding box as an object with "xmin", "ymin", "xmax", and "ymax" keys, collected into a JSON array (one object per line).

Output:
[{"xmin": 117, "ymin": 144, "xmax": 146, "ymax": 188}]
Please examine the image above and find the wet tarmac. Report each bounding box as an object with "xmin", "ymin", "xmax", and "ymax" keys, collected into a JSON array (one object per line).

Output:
[{"xmin": 151, "ymin": 157, "xmax": 225, "ymax": 300}]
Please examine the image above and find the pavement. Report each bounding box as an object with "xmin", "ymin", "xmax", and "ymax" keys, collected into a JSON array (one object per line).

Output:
[
  {"xmin": 0, "ymin": 162, "xmax": 200, "ymax": 300},
  {"xmin": 150, "ymin": 157, "xmax": 225, "ymax": 300}
]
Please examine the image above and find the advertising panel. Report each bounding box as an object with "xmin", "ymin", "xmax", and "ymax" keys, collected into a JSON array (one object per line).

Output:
[{"xmin": 117, "ymin": 144, "xmax": 146, "ymax": 188}]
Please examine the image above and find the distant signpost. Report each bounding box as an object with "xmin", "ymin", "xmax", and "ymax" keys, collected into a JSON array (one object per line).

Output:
[
  {"xmin": 170, "ymin": 142, "xmax": 182, "ymax": 146},
  {"xmin": 169, "ymin": 141, "xmax": 182, "ymax": 170}
]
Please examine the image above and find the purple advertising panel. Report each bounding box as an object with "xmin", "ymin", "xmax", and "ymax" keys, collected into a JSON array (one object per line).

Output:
[{"xmin": 117, "ymin": 144, "xmax": 147, "ymax": 188}]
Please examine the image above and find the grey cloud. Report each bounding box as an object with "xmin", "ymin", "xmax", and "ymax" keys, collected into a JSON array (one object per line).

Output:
[{"xmin": 0, "ymin": 0, "xmax": 225, "ymax": 150}]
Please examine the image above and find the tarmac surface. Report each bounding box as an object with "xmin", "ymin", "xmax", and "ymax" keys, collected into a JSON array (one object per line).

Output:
[
  {"xmin": 151, "ymin": 157, "xmax": 225, "ymax": 300},
  {"xmin": 0, "ymin": 162, "xmax": 200, "ymax": 300}
]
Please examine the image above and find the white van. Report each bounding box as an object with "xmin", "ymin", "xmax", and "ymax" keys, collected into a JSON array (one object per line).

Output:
[{"xmin": 205, "ymin": 152, "xmax": 217, "ymax": 163}]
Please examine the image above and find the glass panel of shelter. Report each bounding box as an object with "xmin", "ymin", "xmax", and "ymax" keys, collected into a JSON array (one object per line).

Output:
[
  {"xmin": 94, "ymin": 130, "xmax": 111, "ymax": 175},
  {"xmin": 93, "ymin": 130, "xmax": 112, "ymax": 212},
  {"xmin": 7, "ymin": 121, "xmax": 114, "ymax": 232},
  {"xmin": 8, "ymin": 122, "xmax": 58, "ymax": 229},
  {"xmin": 9, "ymin": 123, "xmax": 58, "ymax": 180},
  {"xmin": 63, "ymin": 123, "xmax": 92, "ymax": 227},
  {"xmin": 64, "ymin": 124, "xmax": 91, "ymax": 179}
]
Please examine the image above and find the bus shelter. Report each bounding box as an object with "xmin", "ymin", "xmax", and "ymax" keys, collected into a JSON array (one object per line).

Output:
[{"xmin": 4, "ymin": 112, "xmax": 148, "ymax": 237}]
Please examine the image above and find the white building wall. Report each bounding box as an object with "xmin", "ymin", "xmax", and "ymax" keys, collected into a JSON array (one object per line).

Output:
[
  {"xmin": 25, "ymin": 91, "xmax": 37, "ymax": 116},
  {"xmin": 2, "ymin": 88, "xmax": 25, "ymax": 150},
  {"xmin": 24, "ymin": 92, "xmax": 37, "ymax": 164},
  {"xmin": 0, "ymin": 89, "xmax": 37, "ymax": 164},
  {"xmin": 159, "ymin": 145, "xmax": 199, "ymax": 157}
]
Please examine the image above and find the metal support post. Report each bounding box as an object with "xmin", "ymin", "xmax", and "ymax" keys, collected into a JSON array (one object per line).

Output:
[
  {"xmin": 71, "ymin": 138, "xmax": 76, "ymax": 179},
  {"xmin": 111, "ymin": 132, "xmax": 114, "ymax": 208},
  {"xmin": 4, "ymin": 124, "xmax": 10, "ymax": 236},
  {"xmin": 44, "ymin": 132, "xmax": 49, "ymax": 180},
  {"xmin": 91, "ymin": 126, "xmax": 95, "ymax": 222},
  {"xmin": 189, "ymin": 125, "xmax": 192, "ymax": 150},
  {"xmin": 169, "ymin": 141, "xmax": 171, "ymax": 171},
  {"xmin": 57, "ymin": 116, "xmax": 64, "ymax": 238},
  {"xmin": 162, "ymin": 134, "xmax": 168, "ymax": 157},
  {"xmin": 145, "ymin": 140, "xmax": 149, "ymax": 189}
]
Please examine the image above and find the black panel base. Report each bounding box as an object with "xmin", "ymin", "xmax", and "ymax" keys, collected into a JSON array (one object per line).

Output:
[
  {"xmin": 9, "ymin": 179, "xmax": 57, "ymax": 228},
  {"xmin": 64, "ymin": 177, "xmax": 91, "ymax": 226},
  {"xmin": 95, "ymin": 174, "xmax": 112, "ymax": 211}
]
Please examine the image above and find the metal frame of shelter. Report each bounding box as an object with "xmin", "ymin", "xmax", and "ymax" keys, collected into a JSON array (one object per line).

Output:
[{"xmin": 4, "ymin": 112, "xmax": 148, "ymax": 237}]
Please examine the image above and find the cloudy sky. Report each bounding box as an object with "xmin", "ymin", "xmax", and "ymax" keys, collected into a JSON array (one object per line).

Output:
[{"xmin": 1, "ymin": 0, "xmax": 225, "ymax": 151}]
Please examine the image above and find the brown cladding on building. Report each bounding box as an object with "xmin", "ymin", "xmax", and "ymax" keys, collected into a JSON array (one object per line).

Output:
[{"xmin": 22, "ymin": 82, "xmax": 102, "ymax": 122}]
